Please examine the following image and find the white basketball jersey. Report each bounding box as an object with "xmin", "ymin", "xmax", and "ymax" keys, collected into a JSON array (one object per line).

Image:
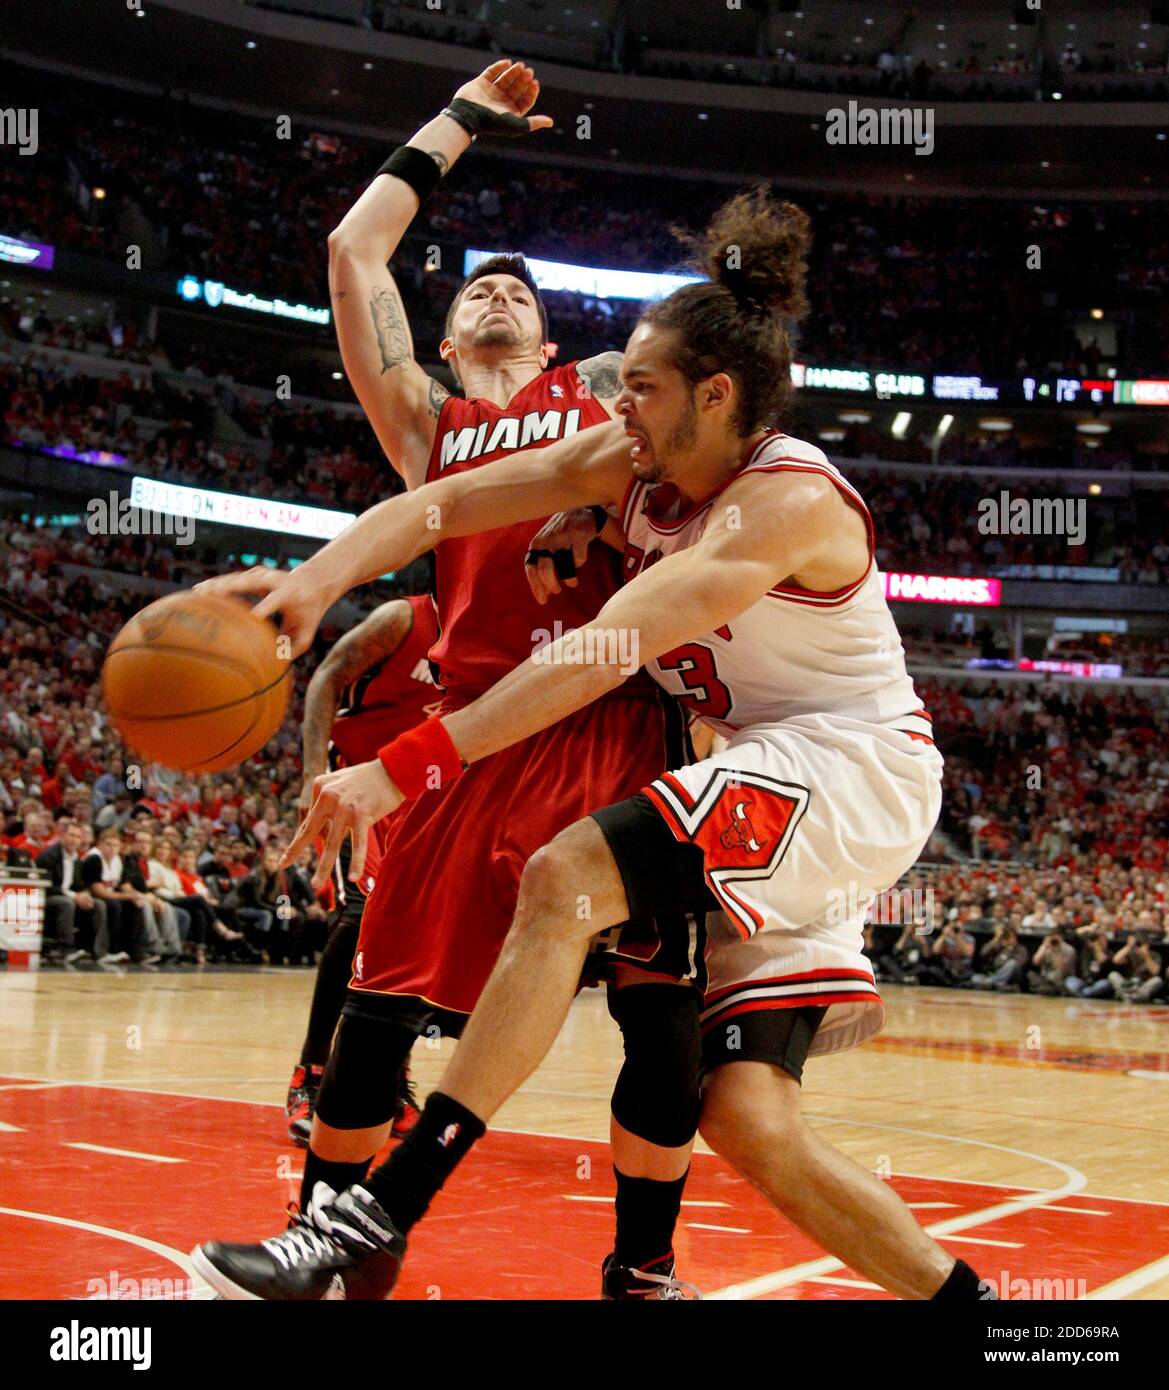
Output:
[{"xmin": 618, "ymin": 430, "xmax": 933, "ymax": 746}]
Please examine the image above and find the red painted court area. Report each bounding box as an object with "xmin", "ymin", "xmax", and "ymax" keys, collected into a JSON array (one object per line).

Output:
[{"xmin": 0, "ymin": 1077, "xmax": 1161, "ymax": 1300}]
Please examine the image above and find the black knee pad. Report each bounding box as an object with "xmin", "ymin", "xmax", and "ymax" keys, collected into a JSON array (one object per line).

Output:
[
  {"xmin": 314, "ymin": 1012, "xmax": 416, "ymax": 1130},
  {"xmin": 608, "ymin": 983, "xmax": 703, "ymax": 1148}
]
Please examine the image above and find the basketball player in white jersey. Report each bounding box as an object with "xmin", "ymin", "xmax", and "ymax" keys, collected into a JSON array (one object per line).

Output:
[{"xmin": 193, "ymin": 188, "xmax": 989, "ymax": 1302}]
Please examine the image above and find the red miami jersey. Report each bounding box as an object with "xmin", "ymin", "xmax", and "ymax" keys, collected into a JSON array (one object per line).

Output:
[
  {"xmin": 425, "ymin": 361, "xmax": 620, "ymax": 700},
  {"xmin": 329, "ymin": 595, "xmax": 441, "ymax": 769}
]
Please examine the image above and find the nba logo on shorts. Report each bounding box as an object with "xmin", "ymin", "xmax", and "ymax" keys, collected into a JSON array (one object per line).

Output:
[
  {"xmin": 354, "ymin": 950, "xmax": 364, "ymax": 981},
  {"xmin": 202, "ymin": 280, "xmax": 225, "ymax": 308}
]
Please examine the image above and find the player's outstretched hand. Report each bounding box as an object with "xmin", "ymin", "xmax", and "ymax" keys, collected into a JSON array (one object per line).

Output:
[
  {"xmin": 192, "ymin": 566, "xmax": 330, "ymax": 658},
  {"xmin": 524, "ymin": 508, "xmax": 600, "ymax": 604},
  {"xmin": 452, "ymin": 59, "xmax": 553, "ymax": 136},
  {"xmin": 280, "ymin": 760, "xmax": 405, "ymax": 890}
]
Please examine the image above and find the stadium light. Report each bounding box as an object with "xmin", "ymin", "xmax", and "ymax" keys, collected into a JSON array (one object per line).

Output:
[
  {"xmin": 891, "ymin": 412, "xmax": 911, "ymax": 438},
  {"xmin": 464, "ymin": 249, "xmax": 702, "ymax": 302}
]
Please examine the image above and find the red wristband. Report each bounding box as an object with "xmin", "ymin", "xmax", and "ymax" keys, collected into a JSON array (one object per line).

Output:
[{"xmin": 377, "ymin": 716, "xmax": 465, "ymax": 800}]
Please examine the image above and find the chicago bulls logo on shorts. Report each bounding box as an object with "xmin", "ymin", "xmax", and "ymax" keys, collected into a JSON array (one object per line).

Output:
[
  {"xmin": 719, "ymin": 799, "xmax": 768, "ymax": 854},
  {"xmin": 706, "ymin": 787, "xmax": 796, "ymax": 869}
]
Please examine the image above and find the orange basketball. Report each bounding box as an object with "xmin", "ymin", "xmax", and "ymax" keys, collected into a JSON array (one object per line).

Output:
[{"xmin": 101, "ymin": 591, "xmax": 292, "ymax": 774}]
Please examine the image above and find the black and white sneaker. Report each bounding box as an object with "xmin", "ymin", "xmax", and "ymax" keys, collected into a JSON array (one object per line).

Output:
[
  {"xmin": 191, "ymin": 1183, "xmax": 406, "ymax": 1301},
  {"xmin": 601, "ymin": 1251, "xmax": 701, "ymax": 1300}
]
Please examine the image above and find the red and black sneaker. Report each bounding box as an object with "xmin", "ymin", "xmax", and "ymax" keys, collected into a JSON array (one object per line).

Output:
[
  {"xmin": 390, "ymin": 1066, "xmax": 420, "ymax": 1140},
  {"xmin": 601, "ymin": 1251, "xmax": 701, "ymax": 1300},
  {"xmin": 285, "ymin": 1063, "xmax": 323, "ymax": 1148}
]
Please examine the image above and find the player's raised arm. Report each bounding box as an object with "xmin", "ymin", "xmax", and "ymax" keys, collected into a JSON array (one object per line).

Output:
[
  {"xmin": 299, "ymin": 599, "xmax": 416, "ymax": 818},
  {"xmin": 328, "ymin": 60, "xmax": 552, "ymax": 488}
]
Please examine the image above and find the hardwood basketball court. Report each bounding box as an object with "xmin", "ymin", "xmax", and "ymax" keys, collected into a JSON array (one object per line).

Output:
[{"xmin": 2, "ymin": 967, "xmax": 1167, "ymax": 1300}]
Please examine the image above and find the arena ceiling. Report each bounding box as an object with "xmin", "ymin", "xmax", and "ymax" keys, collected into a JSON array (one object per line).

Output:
[{"xmin": 2, "ymin": 0, "xmax": 1167, "ymax": 198}]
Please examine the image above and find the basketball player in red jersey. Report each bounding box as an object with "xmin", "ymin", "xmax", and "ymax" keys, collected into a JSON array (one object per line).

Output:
[
  {"xmin": 285, "ymin": 595, "xmax": 440, "ymax": 1146},
  {"xmin": 195, "ymin": 189, "xmax": 990, "ymax": 1304},
  {"xmin": 200, "ymin": 60, "xmax": 708, "ymax": 1298}
]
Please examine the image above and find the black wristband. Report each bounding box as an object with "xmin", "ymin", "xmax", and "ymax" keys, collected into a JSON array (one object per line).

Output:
[
  {"xmin": 589, "ymin": 505, "xmax": 609, "ymax": 534},
  {"xmin": 440, "ymin": 97, "xmax": 533, "ymax": 139},
  {"xmin": 440, "ymin": 101, "xmax": 480, "ymax": 138},
  {"xmin": 376, "ymin": 146, "xmax": 445, "ymax": 203}
]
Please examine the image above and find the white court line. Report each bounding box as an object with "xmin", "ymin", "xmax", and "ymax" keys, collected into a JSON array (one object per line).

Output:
[
  {"xmin": 941, "ymin": 1235, "xmax": 1024, "ymax": 1249},
  {"xmin": 907, "ymin": 1202, "xmax": 959, "ymax": 1210},
  {"xmin": 1042, "ymin": 1205, "xmax": 1110, "ymax": 1217},
  {"xmin": 843, "ymin": 1165, "xmax": 1169, "ymax": 1210},
  {"xmin": 0, "ymin": 1121, "xmax": 24, "ymax": 1132},
  {"xmin": 563, "ymin": 1195, "xmax": 730, "ymax": 1208},
  {"xmin": 707, "ymin": 1116, "xmax": 1087, "ymax": 1300},
  {"xmin": 808, "ymin": 1276, "xmax": 882, "ymax": 1290},
  {"xmin": 0, "ymin": 1081, "xmax": 68, "ymax": 1092},
  {"xmin": 689, "ymin": 1223, "xmax": 751, "ymax": 1235},
  {"xmin": 1083, "ymin": 1253, "xmax": 1169, "ymax": 1300},
  {"xmin": 0, "ymin": 1206, "xmax": 214, "ymax": 1299},
  {"xmin": 64, "ymin": 1142, "xmax": 184, "ymax": 1165},
  {"xmin": 0, "ymin": 1071, "xmax": 285, "ymax": 1107}
]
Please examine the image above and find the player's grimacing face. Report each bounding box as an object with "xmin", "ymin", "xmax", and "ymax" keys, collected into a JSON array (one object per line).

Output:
[
  {"xmin": 450, "ymin": 274, "xmax": 543, "ymax": 360},
  {"xmin": 616, "ymin": 327, "xmax": 699, "ymax": 485}
]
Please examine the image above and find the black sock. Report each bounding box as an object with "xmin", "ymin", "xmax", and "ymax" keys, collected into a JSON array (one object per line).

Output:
[
  {"xmin": 933, "ymin": 1257, "xmax": 991, "ymax": 1301},
  {"xmin": 299, "ymin": 915, "xmax": 361, "ymax": 1068},
  {"xmin": 300, "ymin": 1146, "xmax": 374, "ymax": 1211},
  {"xmin": 363, "ymin": 1091, "xmax": 486, "ymax": 1234},
  {"xmin": 613, "ymin": 1168, "xmax": 688, "ymax": 1269}
]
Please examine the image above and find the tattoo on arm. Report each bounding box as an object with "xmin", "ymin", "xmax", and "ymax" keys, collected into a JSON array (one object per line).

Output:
[
  {"xmin": 425, "ymin": 149, "xmax": 450, "ymax": 175},
  {"xmin": 577, "ymin": 350, "xmax": 625, "ymax": 400},
  {"xmin": 427, "ymin": 377, "xmax": 451, "ymax": 419},
  {"xmin": 369, "ymin": 286, "xmax": 412, "ymax": 374},
  {"xmin": 325, "ymin": 606, "xmax": 414, "ymax": 698}
]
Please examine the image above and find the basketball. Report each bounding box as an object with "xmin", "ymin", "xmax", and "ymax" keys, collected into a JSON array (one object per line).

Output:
[{"xmin": 101, "ymin": 592, "xmax": 291, "ymax": 774}]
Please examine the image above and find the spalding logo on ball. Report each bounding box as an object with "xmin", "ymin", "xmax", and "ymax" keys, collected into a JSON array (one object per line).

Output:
[{"xmin": 102, "ymin": 592, "xmax": 292, "ymax": 773}]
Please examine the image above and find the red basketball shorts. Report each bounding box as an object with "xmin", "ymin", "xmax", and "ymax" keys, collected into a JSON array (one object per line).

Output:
[{"xmin": 348, "ymin": 685, "xmax": 680, "ymax": 1020}]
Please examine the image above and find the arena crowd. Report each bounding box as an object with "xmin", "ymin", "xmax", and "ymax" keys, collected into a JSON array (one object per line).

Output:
[{"xmin": 1, "ymin": 516, "xmax": 1166, "ymax": 1003}]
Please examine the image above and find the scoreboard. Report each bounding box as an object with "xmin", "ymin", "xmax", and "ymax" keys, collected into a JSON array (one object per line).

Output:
[{"xmin": 792, "ymin": 363, "xmax": 1169, "ymax": 409}]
